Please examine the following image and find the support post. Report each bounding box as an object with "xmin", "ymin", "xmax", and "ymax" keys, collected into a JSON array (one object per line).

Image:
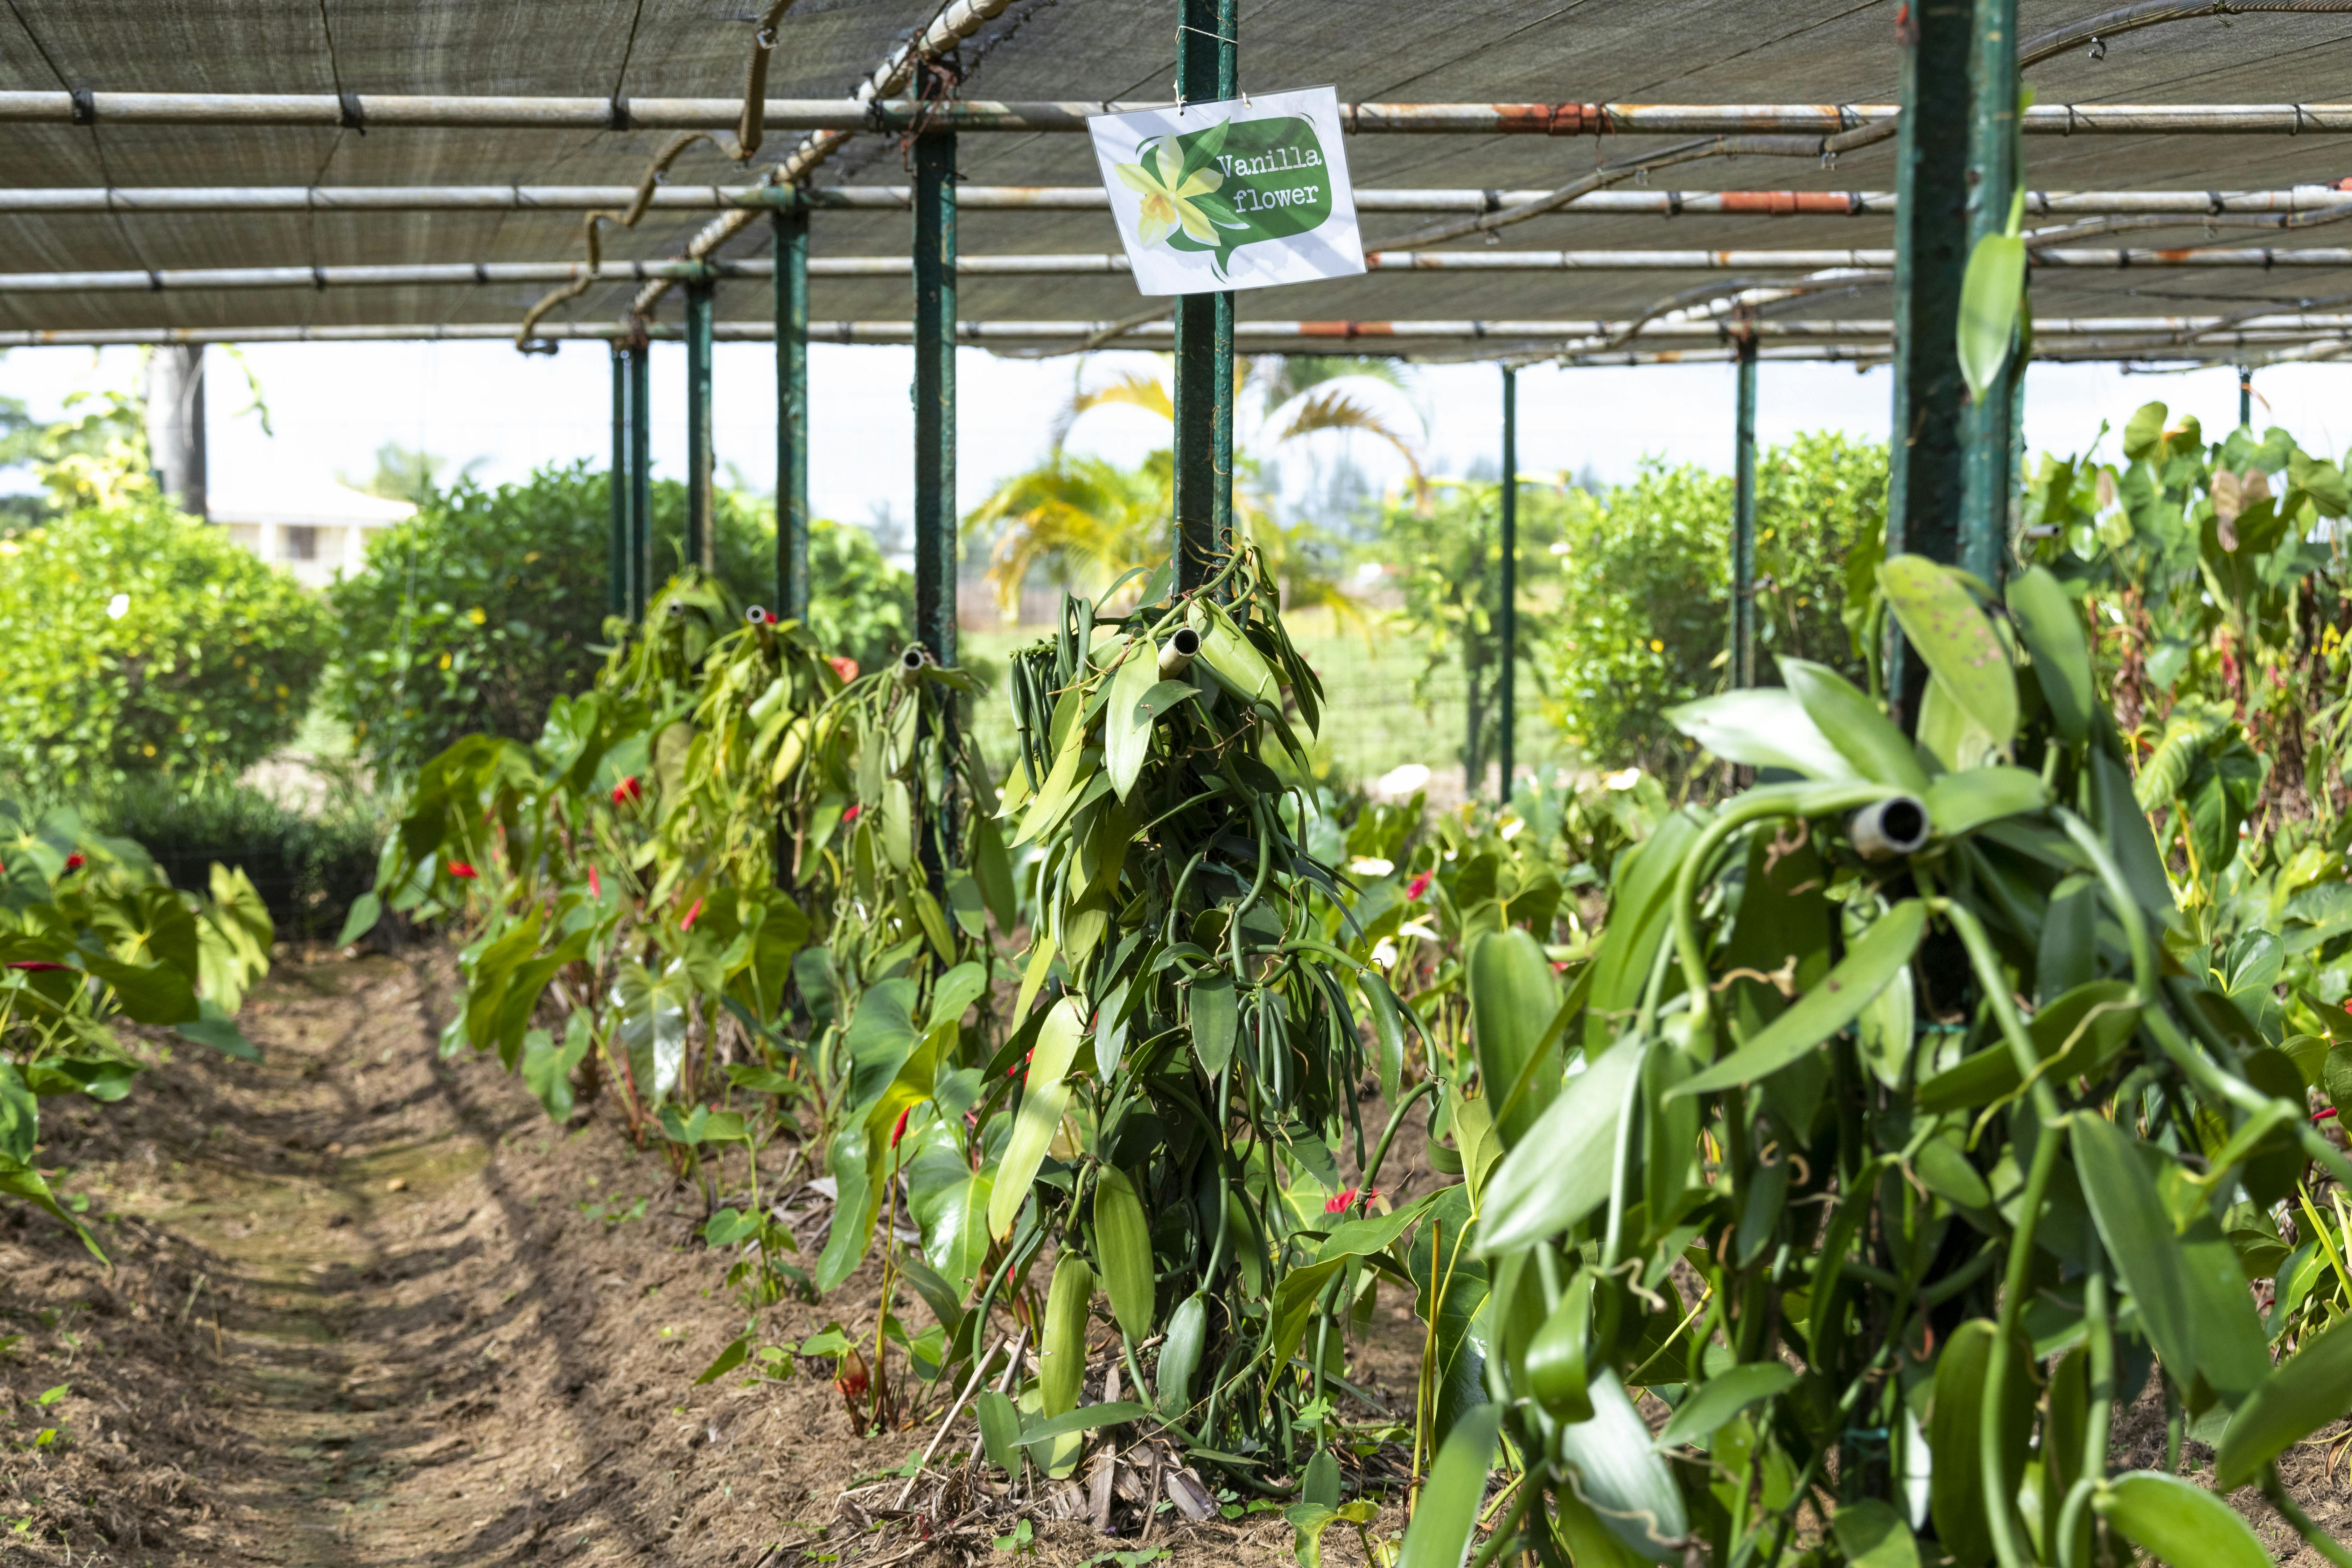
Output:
[
  {"xmin": 1172, "ymin": 0, "xmax": 1237, "ymax": 591},
  {"xmin": 628, "ymin": 340, "xmax": 652, "ymax": 617},
  {"xmin": 610, "ymin": 343, "xmax": 630, "ymax": 620},
  {"xmin": 2239, "ymin": 364, "xmax": 2254, "ymax": 427},
  {"xmin": 774, "ymin": 198, "xmax": 811, "ymax": 622},
  {"xmin": 1497, "ymin": 366, "xmax": 1518, "ymax": 803},
  {"xmin": 1884, "ymin": 0, "xmax": 1973, "ymax": 727},
  {"xmin": 686, "ymin": 276, "xmax": 716, "ymax": 577},
  {"xmin": 142, "ymin": 344, "xmax": 208, "ymax": 519},
  {"xmin": 1731, "ymin": 334, "xmax": 1759, "ymax": 691},
  {"xmin": 913, "ymin": 131, "xmax": 958, "ymax": 888},
  {"xmin": 1957, "ymin": 0, "xmax": 2020, "ymax": 588}
]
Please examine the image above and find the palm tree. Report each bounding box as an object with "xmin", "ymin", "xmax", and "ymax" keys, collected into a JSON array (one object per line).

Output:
[{"xmin": 963, "ymin": 356, "xmax": 1422, "ymax": 625}]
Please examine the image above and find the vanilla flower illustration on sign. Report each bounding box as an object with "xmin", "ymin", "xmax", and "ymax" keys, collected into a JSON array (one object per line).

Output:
[{"xmin": 1088, "ymin": 86, "xmax": 1365, "ymax": 296}]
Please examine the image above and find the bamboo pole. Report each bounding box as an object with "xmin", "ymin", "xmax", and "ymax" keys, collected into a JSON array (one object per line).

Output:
[
  {"xmin": 628, "ymin": 0, "xmax": 1021, "ymax": 323},
  {"xmin": 7, "ymin": 245, "xmax": 2349, "ymax": 295},
  {"xmin": 2, "ymin": 184, "xmax": 2340, "ymax": 217},
  {"xmin": 3, "ymin": 91, "xmax": 2349, "ymax": 135}
]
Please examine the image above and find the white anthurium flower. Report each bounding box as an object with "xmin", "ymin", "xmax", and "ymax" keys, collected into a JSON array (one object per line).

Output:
[
  {"xmin": 1604, "ymin": 766, "xmax": 1644, "ymax": 791},
  {"xmin": 1499, "ymin": 818, "xmax": 1525, "ymax": 842},
  {"xmin": 1398, "ymin": 919, "xmax": 1440, "ymax": 941},
  {"xmin": 1349, "ymin": 856, "xmax": 1395, "ymax": 877},
  {"xmin": 1373, "ymin": 762, "xmax": 1432, "ymax": 800},
  {"xmin": 1371, "ymin": 937, "xmax": 1399, "ymax": 970},
  {"xmin": 106, "ymin": 593, "xmax": 130, "ymax": 620}
]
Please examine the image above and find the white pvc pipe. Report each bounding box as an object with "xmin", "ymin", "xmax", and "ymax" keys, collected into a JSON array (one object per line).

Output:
[
  {"xmin": 1, "ymin": 314, "xmax": 2344, "ymax": 348},
  {"xmin": 3, "ymin": 92, "xmax": 2350, "ymax": 136},
  {"xmin": 8, "ymin": 246, "xmax": 2351, "ymax": 294},
  {"xmin": 1, "ymin": 184, "xmax": 2342, "ymax": 217}
]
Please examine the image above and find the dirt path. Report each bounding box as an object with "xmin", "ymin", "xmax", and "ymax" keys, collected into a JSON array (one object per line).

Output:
[{"xmin": 0, "ymin": 953, "xmax": 1307, "ymax": 1568}]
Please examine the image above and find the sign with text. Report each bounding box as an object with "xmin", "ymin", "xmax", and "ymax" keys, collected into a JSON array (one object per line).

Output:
[{"xmin": 1087, "ymin": 86, "xmax": 1365, "ymax": 296}]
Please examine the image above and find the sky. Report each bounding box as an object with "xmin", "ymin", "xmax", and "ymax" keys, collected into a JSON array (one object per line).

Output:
[{"xmin": 2, "ymin": 338, "xmax": 2346, "ymax": 540}]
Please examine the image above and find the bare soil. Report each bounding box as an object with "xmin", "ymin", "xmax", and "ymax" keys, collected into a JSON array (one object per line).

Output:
[
  {"xmin": 0, "ymin": 951, "xmax": 1360, "ymax": 1568},
  {"xmin": 10, "ymin": 946, "xmax": 2342, "ymax": 1566}
]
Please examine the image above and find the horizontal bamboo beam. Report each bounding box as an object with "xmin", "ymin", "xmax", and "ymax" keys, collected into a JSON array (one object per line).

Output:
[
  {"xmin": 3, "ymin": 183, "xmax": 2348, "ymax": 216},
  {"xmin": 10, "ymin": 245, "xmax": 2352, "ymax": 295},
  {"xmin": 4, "ymin": 91, "xmax": 2352, "ymax": 135},
  {"xmin": 3, "ymin": 314, "xmax": 2346, "ymax": 348}
]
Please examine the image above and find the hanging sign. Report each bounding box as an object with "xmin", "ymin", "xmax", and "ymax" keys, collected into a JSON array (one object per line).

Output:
[{"xmin": 1088, "ymin": 86, "xmax": 1366, "ymax": 296}]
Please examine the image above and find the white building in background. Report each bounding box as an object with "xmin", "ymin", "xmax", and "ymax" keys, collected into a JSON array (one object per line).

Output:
[{"xmin": 208, "ymin": 474, "xmax": 415, "ymax": 589}]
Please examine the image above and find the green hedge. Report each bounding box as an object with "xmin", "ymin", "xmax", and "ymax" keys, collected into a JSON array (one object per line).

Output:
[
  {"xmin": 322, "ymin": 461, "xmax": 912, "ymax": 772},
  {"xmin": 1543, "ymin": 432, "xmax": 1883, "ymax": 781},
  {"xmin": 0, "ymin": 498, "xmax": 333, "ymax": 786}
]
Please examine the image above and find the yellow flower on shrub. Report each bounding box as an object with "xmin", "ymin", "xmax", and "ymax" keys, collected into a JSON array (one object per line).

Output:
[
  {"xmin": 1113, "ymin": 140, "xmax": 1224, "ymax": 248},
  {"xmin": 467, "ymin": 606, "xmax": 486, "ymax": 625}
]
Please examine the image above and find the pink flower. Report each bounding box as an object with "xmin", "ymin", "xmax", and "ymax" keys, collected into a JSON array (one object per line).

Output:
[
  {"xmin": 842, "ymin": 803, "xmax": 862, "ymax": 824},
  {"xmin": 680, "ymin": 896, "xmax": 704, "ymax": 932},
  {"xmin": 828, "ymin": 657, "xmax": 859, "ymax": 685},
  {"xmin": 890, "ymin": 1105, "xmax": 913, "ymax": 1148},
  {"xmin": 1405, "ymin": 873, "xmax": 1432, "ymax": 902},
  {"xmin": 587, "ymin": 866, "xmax": 601, "ymax": 899},
  {"xmin": 8, "ymin": 960, "xmax": 71, "ymax": 972},
  {"xmin": 447, "ymin": 861, "xmax": 478, "ymax": 880},
  {"xmin": 612, "ymin": 775, "xmax": 644, "ymax": 807},
  {"xmin": 63, "ymin": 853, "xmax": 85, "ymax": 872}
]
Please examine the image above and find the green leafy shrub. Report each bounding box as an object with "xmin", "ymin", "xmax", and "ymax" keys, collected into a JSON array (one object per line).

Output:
[
  {"xmin": 1542, "ymin": 432, "xmax": 1883, "ymax": 783},
  {"xmin": 0, "ymin": 498, "xmax": 333, "ymax": 787},
  {"xmin": 85, "ymin": 777, "xmax": 386, "ymax": 940},
  {"xmin": 323, "ymin": 462, "xmax": 911, "ymax": 772}
]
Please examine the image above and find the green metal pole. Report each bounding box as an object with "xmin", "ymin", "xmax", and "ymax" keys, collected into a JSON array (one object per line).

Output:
[
  {"xmin": 1731, "ymin": 334, "xmax": 1759, "ymax": 691},
  {"xmin": 1885, "ymin": 0, "xmax": 1973, "ymax": 728},
  {"xmin": 774, "ymin": 198, "xmax": 811, "ymax": 622},
  {"xmin": 609, "ymin": 342, "xmax": 629, "ymax": 621},
  {"xmin": 913, "ymin": 131, "xmax": 958, "ymax": 889},
  {"xmin": 2239, "ymin": 364, "xmax": 2254, "ymax": 428},
  {"xmin": 913, "ymin": 134, "xmax": 957, "ymax": 669},
  {"xmin": 1497, "ymin": 365, "xmax": 1518, "ymax": 803},
  {"xmin": 686, "ymin": 276, "xmax": 716, "ymax": 578},
  {"xmin": 628, "ymin": 340, "xmax": 652, "ymax": 618},
  {"xmin": 1957, "ymin": 0, "xmax": 2019, "ymax": 589},
  {"xmin": 1172, "ymin": 0, "xmax": 1237, "ymax": 592}
]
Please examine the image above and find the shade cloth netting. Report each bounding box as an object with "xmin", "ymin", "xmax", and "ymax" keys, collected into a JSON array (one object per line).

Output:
[{"xmin": 1, "ymin": 0, "xmax": 2349, "ymax": 350}]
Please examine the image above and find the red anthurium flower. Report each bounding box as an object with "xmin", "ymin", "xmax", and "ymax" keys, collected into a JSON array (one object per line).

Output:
[
  {"xmin": 842, "ymin": 803, "xmax": 862, "ymax": 824},
  {"xmin": 1405, "ymin": 872, "xmax": 1432, "ymax": 902},
  {"xmin": 1325, "ymin": 1186, "xmax": 1360, "ymax": 1215},
  {"xmin": 62, "ymin": 852, "xmax": 85, "ymax": 872},
  {"xmin": 447, "ymin": 860, "xmax": 478, "ymax": 880},
  {"xmin": 680, "ymin": 896, "xmax": 704, "ymax": 932},
  {"xmin": 1009, "ymin": 1048, "xmax": 1034, "ymax": 1079},
  {"xmin": 587, "ymin": 865, "xmax": 601, "ymax": 899},
  {"xmin": 891, "ymin": 1105, "xmax": 914, "ymax": 1148},
  {"xmin": 612, "ymin": 775, "xmax": 644, "ymax": 807},
  {"xmin": 828, "ymin": 656, "xmax": 859, "ymax": 685},
  {"xmin": 2318, "ymin": 1107, "xmax": 2341, "ymax": 1122},
  {"xmin": 8, "ymin": 960, "xmax": 71, "ymax": 972}
]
